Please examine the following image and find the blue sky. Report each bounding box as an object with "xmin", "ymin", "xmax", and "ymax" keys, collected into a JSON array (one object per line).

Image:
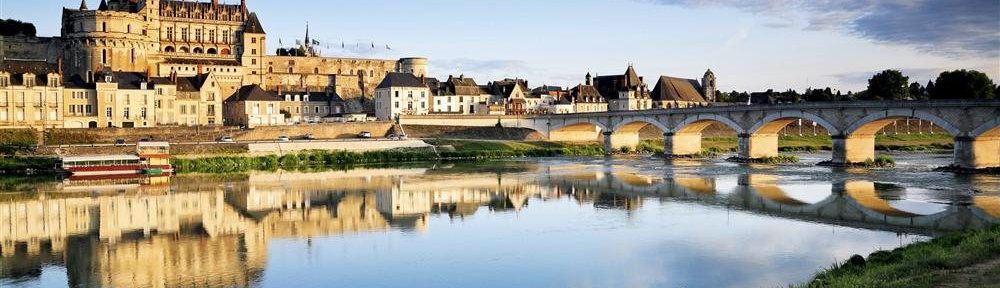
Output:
[{"xmin": 6, "ymin": 0, "xmax": 999, "ymax": 92}]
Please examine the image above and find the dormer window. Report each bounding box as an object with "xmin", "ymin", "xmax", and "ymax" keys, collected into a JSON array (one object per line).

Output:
[
  {"xmin": 23, "ymin": 75, "xmax": 35, "ymax": 87},
  {"xmin": 104, "ymin": 74, "xmax": 113, "ymax": 83},
  {"xmin": 0, "ymin": 75, "xmax": 9, "ymax": 87},
  {"xmin": 140, "ymin": 82, "xmax": 148, "ymax": 90}
]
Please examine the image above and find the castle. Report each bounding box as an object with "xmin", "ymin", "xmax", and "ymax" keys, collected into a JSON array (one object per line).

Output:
[{"xmin": 3, "ymin": 0, "xmax": 427, "ymax": 105}]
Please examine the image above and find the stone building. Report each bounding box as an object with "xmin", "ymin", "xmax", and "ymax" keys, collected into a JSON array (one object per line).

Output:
[
  {"xmin": 428, "ymin": 75, "xmax": 492, "ymax": 115},
  {"xmin": 2, "ymin": 0, "xmax": 428, "ymax": 118},
  {"xmin": 374, "ymin": 72, "xmax": 430, "ymax": 121},
  {"xmin": 564, "ymin": 84, "xmax": 609, "ymax": 114},
  {"xmin": 0, "ymin": 60, "xmax": 65, "ymax": 129},
  {"xmin": 278, "ymin": 90, "xmax": 345, "ymax": 124},
  {"xmin": 649, "ymin": 75, "xmax": 709, "ymax": 109},
  {"xmin": 593, "ymin": 66, "xmax": 652, "ymax": 111},
  {"xmin": 223, "ymin": 84, "xmax": 284, "ymax": 128}
]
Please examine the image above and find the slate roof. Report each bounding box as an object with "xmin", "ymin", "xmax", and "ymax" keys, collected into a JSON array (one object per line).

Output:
[
  {"xmin": 376, "ymin": 72, "xmax": 427, "ymax": 89},
  {"xmin": 244, "ymin": 12, "xmax": 266, "ymax": 34},
  {"xmin": 442, "ymin": 75, "xmax": 481, "ymax": 96},
  {"xmin": 0, "ymin": 60, "xmax": 58, "ymax": 86},
  {"xmin": 567, "ymin": 84, "xmax": 605, "ymax": 103},
  {"xmin": 593, "ymin": 66, "xmax": 648, "ymax": 100},
  {"xmin": 226, "ymin": 84, "xmax": 282, "ymax": 102},
  {"xmin": 650, "ymin": 76, "xmax": 707, "ymax": 102}
]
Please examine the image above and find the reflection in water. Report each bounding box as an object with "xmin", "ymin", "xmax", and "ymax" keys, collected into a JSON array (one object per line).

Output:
[{"xmin": 1, "ymin": 161, "xmax": 997, "ymax": 287}]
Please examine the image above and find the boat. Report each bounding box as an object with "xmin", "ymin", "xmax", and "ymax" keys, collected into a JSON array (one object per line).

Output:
[{"xmin": 60, "ymin": 142, "xmax": 174, "ymax": 177}]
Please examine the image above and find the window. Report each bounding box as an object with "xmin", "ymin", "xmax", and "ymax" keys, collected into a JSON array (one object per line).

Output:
[
  {"xmin": 166, "ymin": 27, "xmax": 174, "ymax": 41},
  {"xmin": 180, "ymin": 105, "xmax": 187, "ymax": 114},
  {"xmin": 106, "ymin": 107, "xmax": 112, "ymax": 118},
  {"xmin": 208, "ymin": 29, "xmax": 215, "ymax": 43},
  {"xmin": 195, "ymin": 29, "xmax": 202, "ymax": 42},
  {"xmin": 140, "ymin": 108, "xmax": 147, "ymax": 119},
  {"xmin": 181, "ymin": 28, "xmax": 188, "ymax": 41},
  {"xmin": 102, "ymin": 50, "xmax": 107, "ymax": 64},
  {"xmin": 207, "ymin": 105, "xmax": 215, "ymax": 116},
  {"xmin": 252, "ymin": 49, "xmax": 256, "ymax": 55},
  {"xmin": 253, "ymin": 103, "xmax": 260, "ymax": 114},
  {"xmin": 395, "ymin": 91, "xmax": 399, "ymax": 98},
  {"xmin": 86, "ymin": 105, "xmax": 92, "ymax": 114},
  {"xmin": 267, "ymin": 104, "xmax": 274, "ymax": 114},
  {"xmin": 394, "ymin": 102, "xmax": 399, "ymax": 108},
  {"xmin": 123, "ymin": 107, "xmax": 130, "ymax": 119},
  {"xmin": 251, "ymin": 37, "xmax": 256, "ymax": 44},
  {"xmin": 102, "ymin": 22, "xmax": 107, "ymax": 32}
]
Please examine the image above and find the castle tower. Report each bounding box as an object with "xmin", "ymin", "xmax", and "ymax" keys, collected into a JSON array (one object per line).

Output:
[
  {"xmin": 241, "ymin": 12, "xmax": 267, "ymax": 86},
  {"xmin": 398, "ymin": 57, "xmax": 428, "ymax": 78},
  {"xmin": 702, "ymin": 69, "xmax": 717, "ymax": 102},
  {"xmin": 62, "ymin": 0, "xmax": 154, "ymax": 81},
  {"xmin": 585, "ymin": 72, "xmax": 592, "ymax": 86}
]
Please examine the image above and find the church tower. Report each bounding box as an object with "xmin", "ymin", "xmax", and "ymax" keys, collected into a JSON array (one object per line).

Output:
[{"xmin": 702, "ymin": 69, "xmax": 717, "ymax": 102}]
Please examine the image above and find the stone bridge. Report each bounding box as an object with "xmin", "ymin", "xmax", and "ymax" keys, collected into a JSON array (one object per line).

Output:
[{"xmin": 401, "ymin": 100, "xmax": 1000, "ymax": 168}]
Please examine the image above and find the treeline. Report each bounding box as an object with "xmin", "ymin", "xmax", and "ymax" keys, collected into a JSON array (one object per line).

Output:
[
  {"xmin": 0, "ymin": 19, "xmax": 37, "ymax": 37},
  {"xmin": 716, "ymin": 69, "xmax": 998, "ymax": 103}
]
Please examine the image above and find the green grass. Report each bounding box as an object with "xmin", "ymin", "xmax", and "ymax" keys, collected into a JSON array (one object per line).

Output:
[
  {"xmin": 427, "ymin": 139, "xmax": 606, "ymax": 156},
  {"xmin": 800, "ymin": 224, "xmax": 1000, "ymax": 288},
  {"xmin": 0, "ymin": 129, "xmax": 38, "ymax": 155}
]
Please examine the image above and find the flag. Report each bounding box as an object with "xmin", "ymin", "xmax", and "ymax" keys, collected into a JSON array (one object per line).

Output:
[
  {"xmin": 371, "ymin": 42, "xmax": 375, "ymax": 49},
  {"xmin": 279, "ymin": 38, "xmax": 283, "ymax": 46},
  {"xmin": 312, "ymin": 39, "xmax": 319, "ymax": 45},
  {"xmin": 341, "ymin": 41, "xmax": 345, "ymax": 48},
  {"xmin": 386, "ymin": 44, "xmax": 391, "ymax": 50}
]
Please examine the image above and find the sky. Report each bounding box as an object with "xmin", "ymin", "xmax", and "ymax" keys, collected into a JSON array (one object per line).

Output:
[{"xmin": 4, "ymin": 0, "xmax": 999, "ymax": 92}]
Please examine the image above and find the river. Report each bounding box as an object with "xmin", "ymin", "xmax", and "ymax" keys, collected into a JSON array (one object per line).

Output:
[{"xmin": 1, "ymin": 153, "xmax": 998, "ymax": 288}]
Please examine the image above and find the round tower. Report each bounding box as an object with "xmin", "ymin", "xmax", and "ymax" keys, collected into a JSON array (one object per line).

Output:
[
  {"xmin": 398, "ymin": 57, "xmax": 428, "ymax": 78},
  {"xmin": 62, "ymin": 3, "xmax": 154, "ymax": 81}
]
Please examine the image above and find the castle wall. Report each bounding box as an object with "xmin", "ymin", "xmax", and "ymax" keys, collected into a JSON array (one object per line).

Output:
[{"xmin": 0, "ymin": 36, "xmax": 62, "ymax": 62}]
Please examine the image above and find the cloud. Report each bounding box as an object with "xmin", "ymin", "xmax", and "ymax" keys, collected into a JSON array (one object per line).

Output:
[
  {"xmin": 830, "ymin": 67, "xmax": 950, "ymax": 88},
  {"xmin": 641, "ymin": 0, "xmax": 1000, "ymax": 58}
]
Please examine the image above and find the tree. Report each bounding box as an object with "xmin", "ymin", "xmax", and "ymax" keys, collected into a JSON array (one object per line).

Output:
[
  {"xmin": 865, "ymin": 69, "xmax": 910, "ymax": 100},
  {"xmin": 930, "ymin": 70, "xmax": 996, "ymax": 100},
  {"xmin": 908, "ymin": 82, "xmax": 927, "ymax": 100},
  {"xmin": 0, "ymin": 19, "xmax": 36, "ymax": 37}
]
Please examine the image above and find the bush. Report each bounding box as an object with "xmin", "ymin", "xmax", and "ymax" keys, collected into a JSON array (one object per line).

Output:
[{"xmin": 0, "ymin": 129, "xmax": 37, "ymax": 155}]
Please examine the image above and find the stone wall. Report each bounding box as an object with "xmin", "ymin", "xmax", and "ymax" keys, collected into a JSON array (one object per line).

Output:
[
  {"xmin": 235, "ymin": 122, "xmax": 394, "ymax": 141},
  {"xmin": 402, "ymin": 125, "xmax": 544, "ymax": 141},
  {"xmin": 246, "ymin": 140, "xmax": 430, "ymax": 155}
]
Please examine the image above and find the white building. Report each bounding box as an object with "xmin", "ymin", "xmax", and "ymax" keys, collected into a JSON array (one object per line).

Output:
[{"xmin": 374, "ymin": 72, "xmax": 431, "ymax": 121}]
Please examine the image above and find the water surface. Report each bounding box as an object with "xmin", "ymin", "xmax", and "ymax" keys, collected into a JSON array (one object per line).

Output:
[{"xmin": 1, "ymin": 153, "xmax": 998, "ymax": 287}]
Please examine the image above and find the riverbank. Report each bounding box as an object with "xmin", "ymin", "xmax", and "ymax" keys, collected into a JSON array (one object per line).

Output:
[
  {"xmin": 171, "ymin": 140, "xmax": 607, "ymax": 173},
  {"xmin": 800, "ymin": 224, "xmax": 1000, "ymax": 287}
]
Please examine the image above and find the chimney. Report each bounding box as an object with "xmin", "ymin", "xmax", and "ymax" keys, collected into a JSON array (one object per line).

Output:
[
  {"xmin": 197, "ymin": 64, "xmax": 203, "ymax": 76},
  {"xmin": 57, "ymin": 58, "xmax": 63, "ymax": 77},
  {"xmin": 241, "ymin": 0, "xmax": 247, "ymax": 16},
  {"xmin": 170, "ymin": 71, "xmax": 177, "ymax": 83},
  {"xmin": 145, "ymin": 67, "xmax": 151, "ymax": 83}
]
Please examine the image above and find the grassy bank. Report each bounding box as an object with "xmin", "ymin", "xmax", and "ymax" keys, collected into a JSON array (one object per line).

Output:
[
  {"xmin": 800, "ymin": 224, "xmax": 1000, "ymax": 288},
  {"xmin": 0, "ymin": 156, "xmax": 60, "ymax": 174},
  {"xmin": 172, "ymin": 141, "xmax": 608, "ymax": 174}
]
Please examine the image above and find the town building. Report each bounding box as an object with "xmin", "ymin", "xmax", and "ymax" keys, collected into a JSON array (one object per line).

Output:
[
  {"xmin": 649, "ymin": 75, "xmax": 709, "ymax": 109},
  {"xmin": 593, "ymin": 67, "xmax": 652, "ymax": 111},
  {"xmin": 2, "ymin": 0, "xmax": 428, "ymax": 116},
  {"xmin": 564, "ymin": 84, "xmax": 609, "ymax": 114},
  {"xmin": 278, "ymin": 90, "xmax": 344, "ymax": 124},
  {"xmin": 0, "ymin": 60, "xmax": 64, "ymax": 129},
  {"xmin": 223, "ymin": 84, "xmax": 283, "ymax": 127},
  {"xmin": 374, "ymin": 72, "xmax": 430, "ymax": 121},
  {"xmin": 428, "ymin": 75, "xmax": 492, "ymax": 115}
]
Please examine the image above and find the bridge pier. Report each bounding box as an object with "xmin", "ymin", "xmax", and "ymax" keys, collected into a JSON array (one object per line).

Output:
[
  {"xmin": 830, "ymin": 135, "xmax": 877, "ymax": 164},
  {"xmin": 600, "ymin": 131, "xmax": 640, "ymax": 154},
  {"xmin": 548, "ymin": 126, "xmax": 602, "ymax": 142},
  {"xmin": 954, "ymin": 136, "xmax": 1000, "ymax": 169},
  {"xmin": 737, "ymin": 133, "xmax": 779, "ymax": 159},
  {"xmin": 664, "ymin": 132, "xmax": 702, "ymax": 156}
]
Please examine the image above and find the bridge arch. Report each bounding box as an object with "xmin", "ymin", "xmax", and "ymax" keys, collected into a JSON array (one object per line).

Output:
[
  {"xmin": 673, "ymin": 114, "xmax": 745, "ymax": 134},
  {"xmin": 749, "ymin": 111, "xmax": 839, "ymax": 136},
  {"xmin": 844, "ymin": 110, "xmax": 961, "ymax": 137},
  {"xmin": 835, "ymin": 110, "xmax": 963, "ymax": 165},
  {"xmin": 546, "ymin": 119, "xmax": 608, "ymax": 143},
  {"xmin": 660, "ymin": 114, "xmax": 743, "ymax": 157}
]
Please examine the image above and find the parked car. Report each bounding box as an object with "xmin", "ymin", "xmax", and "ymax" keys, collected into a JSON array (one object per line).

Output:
[
  {"xmin": 139, "ymin": 137, "xmax": 153, "ymax": 142},
  {"xmin": 358, "ymin": 131, "xmax": 372, "ymax": 139},
  {"xmin": 278, "ymin": 136, "xmax": 290, "ymax": 142},
  {"xmin": 218, "ymin": 136, "xmax": 235, "ymax": 143},
  {"xmin": 397, "ymin": 134, "xmax": 408, "ymax": 140},
  {"xmin": 303, "ymin": 133, "xmax": 316, "ymax": 140},
  {"xmin": 386, "ymin": 134, "xmax": 397, "ymax": 140},
  {"xmin": 114, "ymin": 138, "xmax": 127, "ymax": 146}
]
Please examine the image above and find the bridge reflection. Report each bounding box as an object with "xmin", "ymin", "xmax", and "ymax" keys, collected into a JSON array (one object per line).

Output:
[
  {"xmin": 542, "ymin": 169, "xmax": 999, "ymax": 234},
  {"xmin": 0, "ymin": 165, "xmax": 997, "ymax": 287}
]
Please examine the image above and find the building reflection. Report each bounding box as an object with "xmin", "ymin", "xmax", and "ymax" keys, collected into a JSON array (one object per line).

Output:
[{"xmin": 1, "ymin": 164, "xmax": 998, "ymax": 287}]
